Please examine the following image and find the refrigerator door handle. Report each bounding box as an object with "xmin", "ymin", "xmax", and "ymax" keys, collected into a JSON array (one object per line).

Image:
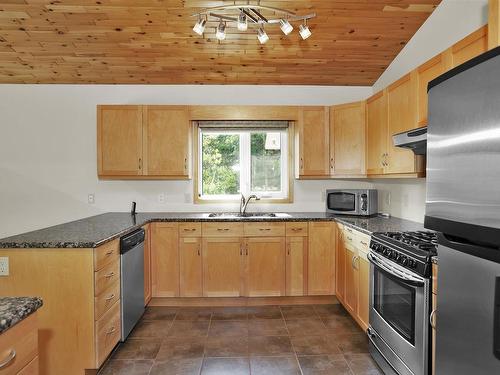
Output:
[{"xmin": 494, "ymin": 277, "xmax": 500, "ymax": 360}]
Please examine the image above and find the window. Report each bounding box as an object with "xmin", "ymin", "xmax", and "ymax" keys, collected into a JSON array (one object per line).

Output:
[{"xmin": 196, "ymin": 122, "xmax": 290, "ymax": 202}]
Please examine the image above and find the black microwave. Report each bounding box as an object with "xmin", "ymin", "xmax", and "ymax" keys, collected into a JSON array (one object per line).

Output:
[{"xmin": 326, "ymin": 189, "xmax": 378, "ymax": 216}]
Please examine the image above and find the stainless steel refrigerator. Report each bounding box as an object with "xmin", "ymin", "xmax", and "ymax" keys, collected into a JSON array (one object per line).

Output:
[{"xmin": 425, "ymin": 46, "xmax": 500, "ymax": 374}]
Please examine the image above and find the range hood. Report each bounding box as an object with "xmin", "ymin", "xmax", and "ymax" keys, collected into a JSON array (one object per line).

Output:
[{"xmin": 392, "ymin": 126, "xmax": 427, "ymax": 155}]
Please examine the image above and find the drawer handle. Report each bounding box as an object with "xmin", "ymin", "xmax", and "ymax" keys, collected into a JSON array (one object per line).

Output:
[
  {"xmin": 346, "ymin": 227, "xmax": 353, "ymax": 233},
  {"xmin": 105, "ymin": 294, "xmax": 115, "ymax": 301},
  {"xmin": 217, "ymin": 228, "xmax": 230, "ymax": 231},
  {"xmin": 346, "ymin": 236, "xmax": 353, "ymax": 241},
  {"xmin": 0, "ymin": 349, "xmax": 16, "ymax": 369},
  {"xmin": 104, "ymin": 272, "xmax": 115, "ymax": 278},
  {"xmin": 183, "ymin": 228, "xmax": 196, "ymax": 232},
  {"xmin": 360, "ymin": 241, "xmax": 368, "ymax": 246},
  {"xmin": 259, "ymin": 228, "xmax": 271, "ymax": 231},
  {"xmin": 105, "ymin": 250, "xmax": 114, "ymax": 255},
  {"xmin": 106, "ymin": 326, "xmax": 116, "ymax": 335},
  {"xmin": 291, "ymin": 228, "xmax": 303, "ymax": 231}
]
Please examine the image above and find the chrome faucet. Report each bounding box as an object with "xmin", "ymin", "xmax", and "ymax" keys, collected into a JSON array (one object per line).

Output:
[{"xmin": 239, "ymin": 194, "xmax": 260, "ymax": 216}]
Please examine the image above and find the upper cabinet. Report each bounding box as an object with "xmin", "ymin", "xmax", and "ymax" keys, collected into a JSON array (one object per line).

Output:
[
  {"xmin": 295, "ymin": 107, "xmax": 330, "ymax": 178},
  {"xmin": 366, "ymin": 91, "xmax": 387, "ymax": 176},
  {"xmin": 385, "ymin": 73, "xmax": 424, "ymax": 175},
  {"xmin": 98, "ymin": 105, "xmax": 143, "ymax": 176},
  {"xmin": 97, "ymin": 105, "xmax": 191, "ymax": 179},
  {"xmin": 489, "ymin": 0, "xmax": 500, "ymax": 49},
  {"xmin": 330, "ymin": 101, "xmax": 366, "ymax": 177},
  {"xmin": 448, "ymin": 26, "xmax": 488, "ymax": 68}
]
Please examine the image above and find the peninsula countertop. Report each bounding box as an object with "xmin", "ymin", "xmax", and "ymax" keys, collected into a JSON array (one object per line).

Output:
[
  {"xmin": 0, "ymin": 297, "xmax": 43, "ymax": 334},
  {"xmin": 0, "ymin": 212, "xmax": 425, "ymax": 249}
]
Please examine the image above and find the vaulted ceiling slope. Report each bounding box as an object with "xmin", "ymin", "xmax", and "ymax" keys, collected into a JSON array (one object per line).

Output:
[{"xmin": 0, "ymin": 0, "xmax": 441, "ymax": 85}]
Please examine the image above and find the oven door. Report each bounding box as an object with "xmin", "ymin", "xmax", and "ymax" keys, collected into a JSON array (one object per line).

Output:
[
  {"xmin": 327, "ymin": 191, "xmax": 357, "ymax": 213},
  {"xmin": 368, "ymin": 252, "xmax": 430, "ymax": 375}
]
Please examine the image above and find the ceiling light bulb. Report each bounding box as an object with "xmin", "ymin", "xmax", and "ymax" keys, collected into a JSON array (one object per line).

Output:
[
  {"xmin": 216, "ymin": 21, "xmax": 226, "ymax": 41},
  {"xmin": 193, "ymin": 18, "xmax": 206, "ymax": 35},
  {"xmin": 280, "ymin": 19, "xmax": 293, "ymax": 35},
  {"xmin": 257, "ymin": 28, "xmax": 269, "ymax": 44},
  {"xmin": 237, "ymin": 12, "xmax": 248, "ymax": 31},
  {"xmin": 299, "ymin": 24, "xmax": 312, "ymax": 40}
]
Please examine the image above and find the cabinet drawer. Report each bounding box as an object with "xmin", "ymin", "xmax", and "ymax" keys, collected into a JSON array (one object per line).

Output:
[
  {"xmin": 0, "ymin": 313, "xmax": 38, "ymax": 375},
  {"xmin": 17, "ymin": 356, "xmax": 38, "ymax": 375},
  {"xmin": 95, "ymin": 259, "xmax": 120, "ymax": 296},
  {"xmin": 285, "ymin": 222, "xmax": 308, "ymax": 237},
  {"xmin": 95, "ymin": 301, "xmax": 121, "ymax": 368},
  {"xmin": 202, "ymin": 222, "xmax": 244, "ymax": 237},
  {"xmin": 244, "ymin": 222, "xmax": 285, "ymax": 237},
  {"xmin": 179, "ymin": 223, "xmax": 201, "ymax": 237},
  {"xmin": 94, "ymin": 280, "xmax": 121, "ymax": 321},
  {"xmin": 94, "ymin": 239, "xmax": 119, "ymax": 272}
]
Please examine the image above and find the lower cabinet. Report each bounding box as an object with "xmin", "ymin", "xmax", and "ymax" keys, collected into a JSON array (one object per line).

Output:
[
  {"xmin": 431, "ymin": 263, "xmax": 438, "ymax": 375},
  {"xmin": 143, "ymin": 224, "xmax": 152, "ymax": 305},
  {"xmin": 179, "ymin": 237, "xmax": 203, "ymax": 297},
  {"xmin": 286, "ymin": 236, "xmax": 308, "ymax": 296},
  {"xmin": 336, "ymin": 225, "xmax": 371, "ymax": 331},
  {"xmin": 151, "ymin": 222, "xmax": 179, "ymax": 297},
  {"xmin": 308, "ymin": 222, "xmax": 336, "ymax": 295},
  {"xmin": 245, "ymin": 237, "xmax": 286, "ymax": 297},
  {"xmin": 202, "ymin": 237, "xmax": 245, "ymax": 297}
]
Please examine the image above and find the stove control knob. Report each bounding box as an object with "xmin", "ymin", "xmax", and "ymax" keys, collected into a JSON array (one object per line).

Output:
[
  {"xmin": 383, "ymin": 249, "xmax": 391, "ymax": 257},
  {"xmin": 408, "ymin": 260, "xmax": 417, "ymax": 268},
  {"xmin": 396, "ymin": 254, "xmax": 402, "ymax": 262},
  {"xmin": 401, "ymin": 257, "xmax": 409, "ymax": 266},
  {"xmin": 390, "ymin": 252, "xmax": 397, "ymax": 259}
]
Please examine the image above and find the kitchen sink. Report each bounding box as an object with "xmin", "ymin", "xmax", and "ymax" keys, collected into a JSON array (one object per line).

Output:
[{"xmin": 203, "ymin": 212, "xmax": 291, "ymax": 219}]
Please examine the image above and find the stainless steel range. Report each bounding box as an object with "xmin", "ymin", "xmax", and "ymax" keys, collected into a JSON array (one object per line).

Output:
[{"xmin": 367, "ymin": 231, "xmax": 437, "ymax": 375}]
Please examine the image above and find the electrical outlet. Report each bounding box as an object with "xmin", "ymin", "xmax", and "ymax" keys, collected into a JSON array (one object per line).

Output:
[
  {"xmin": 0, "ymin": 257, "xmax": 9, "ymax": 276},
  {"xmin": 158, "ymin": 193, "xmax": 165, "ymax": 203},
  {"xmin": 88, "ymin": 193, "xmax": 95, "ymax": 204}
]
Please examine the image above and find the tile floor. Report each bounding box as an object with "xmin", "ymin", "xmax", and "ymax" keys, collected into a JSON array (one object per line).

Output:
[{"xmin": 99, "ymin": 304, "xmax": 383, "ymax": 375}]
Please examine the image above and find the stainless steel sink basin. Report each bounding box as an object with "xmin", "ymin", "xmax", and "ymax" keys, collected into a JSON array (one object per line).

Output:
[{"xmin": 203, "ymin": 212, "xmax": 291, "ymax": 219}]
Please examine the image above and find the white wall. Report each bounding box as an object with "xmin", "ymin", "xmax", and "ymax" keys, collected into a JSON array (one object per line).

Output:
[
  {"xmin": 373, "ymin": 0, "xmax": 489, "ymax": 91},
  {"xmin": 0, "ymin": 85, "xmax": 373, "ymax": 238}
]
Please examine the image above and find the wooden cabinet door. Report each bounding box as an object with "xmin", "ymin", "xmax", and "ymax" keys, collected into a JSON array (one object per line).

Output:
[
  {"xmin": 151, "ymin": 222, "xmax": 179, "ymax": 297},
  {"xmin": 344, "ymin": 246, "xmax": 358, "ymax": 315},
  {"xmin": 357, "ymin": 252, "xmax": 370, "ymax": 330},
  {"xmin": 296, "ymin": 107, "xmax": 330, "ymax": 177},
  {"xmin": 386, "ymin": 73, "xmax": 420, "ymax": 174},
  {"xmin": 202, "ymin": 237, "xmax": 244, "ymax": 297},
  {"xmin": 335, "ymin": 226, "xmax": 346, "ymax": 303},
  {"xmin": 245, "ymin": 237, "xmax": 286, "ymax": 297},
  {"xmin": 450, "ymin": 26, "xmax": 488, "ymax": 67},
  {"xmin": 143, "ymin": 225, "xmax": 152, "ymax": 305},
  {"xmin": 144, "ymin": 106, "xmax": 191, "ymax": 177},
  {"xmin": 308, "ymin": 222, "xmax": 335, "ymax": 295},
  {"xmin": 330, "ymin": 102, "xmax": 366, "ymax": 176},
  {"xmin": 97, "ymin": 105, "xmax": 143, "ymax": 176},
  {"xmin": 366, "ymin": 91, "xmax": 388, "ymax": 176},
  {"xmin": 286, "ymin": 236, "xmax": 307, "ymax": 296},
  {"xmin": 416, "ymin": 54, "xmax": 447, "ymax": 127},
  {"xmin": 179, "ymin": 237, "xmax": 202, "ymax": 297}
]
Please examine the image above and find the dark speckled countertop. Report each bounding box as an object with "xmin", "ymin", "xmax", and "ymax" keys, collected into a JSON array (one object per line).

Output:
[
  {"xmin": 0, "ymin": 297, "xmax": 43, "ymax": 334},
  {"xmin": 0, "ymin": 212, "xmax": 425, "ymax": 249}
]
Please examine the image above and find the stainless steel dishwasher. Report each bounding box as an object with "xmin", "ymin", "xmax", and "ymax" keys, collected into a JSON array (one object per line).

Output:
[{"xmin": 120, "ymin": 228, "xmax": 145, "ymax": 341}]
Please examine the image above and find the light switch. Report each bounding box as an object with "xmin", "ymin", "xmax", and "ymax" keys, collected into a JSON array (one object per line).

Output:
[
  {"xmin": 88, "ymin": 193, "xmax": 95, "ymax": 204},
  {"xmin": 0, "ymin": 257, "xmax": 9, "ymax": 276}
]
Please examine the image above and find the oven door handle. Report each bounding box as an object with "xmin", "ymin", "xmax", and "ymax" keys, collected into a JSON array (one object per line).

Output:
[{"xmin": 367, "ymin": 252, "xmax": 425, "ymax": 287}]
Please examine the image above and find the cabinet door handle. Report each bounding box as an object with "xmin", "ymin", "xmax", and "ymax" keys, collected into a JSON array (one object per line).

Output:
[
  {"xmin": 184, "ymin": 157, "xmax": 188, "ymax": 172},
  {"xmin": 351, "ymin": 255, "xmax": 359, "ymax": 270},
  {"xmin": 430, "ymin": 309, "xmax": 437, "ymax": 329},
  {"xmin": 105, "ymin": 250, "xmax": 114, "ymax": 256},
  {"xmin": 105, "ymin": 293, "xmax": 115, "ymax": 301},
  {"xmin": 0, "ymin": 349, "xmax": 16, "ymax": 369},
  {"xmin": 138, "ymin": 158, "xmax": 142, "ymax": 170},
  {"xmin": 197, "ymin": 246, "xmax": 201, "ymax": 256},
  {"xmin": 330, "ymin": 157, "xmax": 334, "ymax": 170},
  {"xmin": 106, "ymin": 326, "xmax": 116, "ymax": 335},
  {"xmin": 246, "ymin": 245, "xmax": 248, "ymax": 256},
  {"xmin": 287, "ymin": 244, "xmax": 291, "ymax": 256},
  {"xmin": 104, "ymin": 272, "xmax": 115, "ymax": 278},
  {"xmin": 240, "ymin": 246, "xmax": 243, "ymax": 256},
  {"xmin": 300, "ymin": 157, "xmax": 304, "ymax": 170}
]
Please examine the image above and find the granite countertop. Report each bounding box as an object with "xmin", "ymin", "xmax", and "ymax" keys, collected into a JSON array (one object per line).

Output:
[
  {"xmin": 0, "ymin": 297, "xmax": 43, "ymax": 334},
  {"xmin": 0, "ymin": 212, "xmax": 425, "ymax": 249}
]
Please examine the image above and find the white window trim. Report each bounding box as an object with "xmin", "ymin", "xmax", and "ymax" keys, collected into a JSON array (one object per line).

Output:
[{"xmin": 197, "ymin": 127, "xmax": 289, "ymax": 202}]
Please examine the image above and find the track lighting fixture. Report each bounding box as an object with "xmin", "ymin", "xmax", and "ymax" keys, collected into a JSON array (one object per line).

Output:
[
  {"xmin": 299, "ymin": 24, "xmax": 312, "ymax": 40},
  {"xmin": 216, "ymin": 20, "xmax": 226, "ymax": 41},
  {"xmin": 279, "ymin": 19, "xmax": 293, "ymax": 35},
  {"xmin": 192, "ymin": 17, "xmax": 206, "ymax": 35},
  {"xmin": 237, "ymin": 11, "xmax": 248, "ymax": 31},
  {"xmin": 257, "ymin": 28, "xmax": 269, "ymax": 44}
]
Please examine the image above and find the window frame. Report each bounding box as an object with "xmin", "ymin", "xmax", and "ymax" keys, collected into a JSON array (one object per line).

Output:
[{"xmin": 193, "ymin": 122, "xmax": 294, "ymax": 204}]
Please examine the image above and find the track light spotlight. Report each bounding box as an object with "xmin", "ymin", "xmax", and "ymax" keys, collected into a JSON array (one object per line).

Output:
[
  {"xmin": 237, "ymin": 12, "xmax": 248, "ymax": 31},
  {"xmin": 299, "ymin": 24, "xmax": 312, "ymax": 40},
  {"xmin": 257, "ymin": 28, "xmax": 269, "ymax": 44},
  {"xmin": 192, "ymin": 17, "xmax": 206, "ymax": 35},
  {"xmin": 280, "ymin": 19, "xmax": 293, "ymax": 35},
  {"xmin": 216, "ymin": 21, "xmax": 226, "ymax": 41}
]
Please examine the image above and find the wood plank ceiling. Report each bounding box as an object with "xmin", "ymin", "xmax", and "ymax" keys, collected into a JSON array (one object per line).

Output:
[{"xmin": 0, "ymin": 0, "xmax": 441, "ymax": 85}]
